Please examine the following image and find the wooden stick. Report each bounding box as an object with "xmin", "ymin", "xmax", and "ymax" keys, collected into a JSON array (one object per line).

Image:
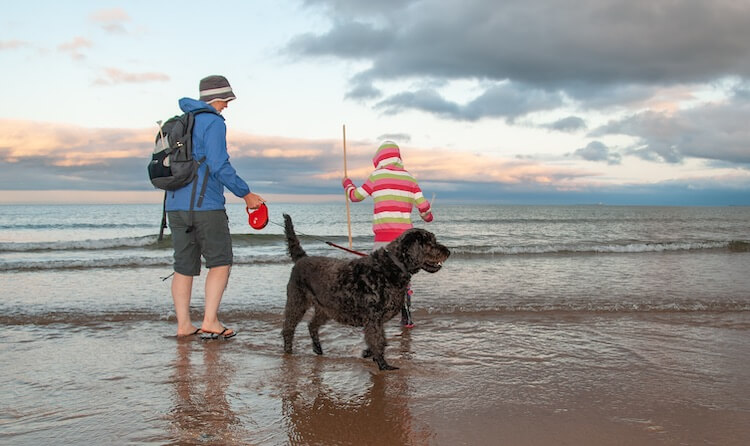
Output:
[{"xmin": 343, "ymin": 125, "xmax": 353, "ymax": 248}]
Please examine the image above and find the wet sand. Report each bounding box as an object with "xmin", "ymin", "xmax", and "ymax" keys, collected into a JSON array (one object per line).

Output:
[{"xmin": 3, "ymin": 310, "xmax": 749, "ymax": 445}]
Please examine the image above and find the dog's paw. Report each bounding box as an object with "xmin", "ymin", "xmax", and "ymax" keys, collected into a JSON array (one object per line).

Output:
[
  {"xmin": 312, "ymin": 341, "xmax": 323, "ymax": 355},
  {"xmin": 379, "ymin": 363, "xmax": 399, "ymax": 371},
  {"xmin": 374, "ymin": 357, "xmax": 399, "ymax": 371}
]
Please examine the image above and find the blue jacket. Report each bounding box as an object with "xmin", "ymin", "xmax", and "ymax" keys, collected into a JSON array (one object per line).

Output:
[{"xmin": 165, "ymin": 98, "xmax": 250, "ymax": 211}]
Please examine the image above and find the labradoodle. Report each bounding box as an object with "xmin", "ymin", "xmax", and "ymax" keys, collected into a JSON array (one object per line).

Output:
[{"xmin": 281, "ymin": 213, "xmax": 450, "ymax": 370}]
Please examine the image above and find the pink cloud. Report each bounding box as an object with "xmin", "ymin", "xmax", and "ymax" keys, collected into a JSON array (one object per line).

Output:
[
  {"xmin": 0, "ymin": 118, "xmax": 598, "ymax": 191},
  {"xmin": 0, "ymin": 40, "xmax": 29, "ymax": 50},
  {"xmin": 94, "ymin": 67, "xmax": 170, "ymax": 85},
  {"xmin": 57, "ymin": 36, "xmax": 92, "ymax": 60},
  {"xmin": 0, "ymin": 119, "xmax": 149, "ymax": 166},
  {"xmin": 227, "ymin": 129, "xmax": 592, "ymax": 188},
  {"xmin": 89, "ymin": 8, "xmax": 131, "ymax": 33}
]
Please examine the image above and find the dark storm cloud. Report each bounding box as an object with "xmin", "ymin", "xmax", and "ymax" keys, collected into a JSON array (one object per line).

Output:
[
  {"xmin": 591, "ymin": 91, "xmax": 750, "ymax": 164},
  {"xmin": 375, "ymin": 83, "xmax": 564, "ymax": 122},
  {"xmin": 289, "ymin": 0, "xmax": 750, "ymax": 114},
  {"xmin": 294, "ymin": 0, "xmax": 750, "ymax": 85}
]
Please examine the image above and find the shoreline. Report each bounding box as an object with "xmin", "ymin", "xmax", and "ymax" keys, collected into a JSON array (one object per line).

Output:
[{"xmin": 3, "ymin": 312, "xmax": 749, "ymax": 445}]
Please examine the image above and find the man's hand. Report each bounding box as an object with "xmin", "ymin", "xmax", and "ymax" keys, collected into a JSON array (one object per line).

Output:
[{"xmin": 244, "ymin": 192, "xmax": 265, "ymax": 209}]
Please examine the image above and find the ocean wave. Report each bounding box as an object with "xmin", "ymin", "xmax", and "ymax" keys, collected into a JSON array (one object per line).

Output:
[
  {"xmin": 0, "ymin": 254, "xmax": 292, "ymax": 272},
  {"xmin": 1, "ymin": 238, "xmax": 746, "ymax": 270},
  {"xmin": 0, "ymin": 222, "xmax": 154, "ymax": 230},
  {"xmin": 421, "ymin": 302, "xmax": 750, "ymax": 314},
  {"xmin": 0, "ymin": 233, "xmax": 370, "ymax": 253},
  {"xmin": 0, "ymin": 235, "xmax": 165, "ymax": 252},
  {"xmin": 450, "ymin": 240, "xmax": 744, "ymax": 257}
]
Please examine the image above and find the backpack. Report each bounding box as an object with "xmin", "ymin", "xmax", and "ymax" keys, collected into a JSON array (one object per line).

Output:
[{"xmin": 148, "ymin": 109, "xmax": 218, "ymax": 240}]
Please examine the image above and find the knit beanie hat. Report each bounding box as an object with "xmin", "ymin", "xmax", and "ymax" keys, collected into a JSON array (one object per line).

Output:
[
  {"xmin": 199, "ymin": 75, "xmax": 236, "ymax": 103},
  {"xmin": 372, "ymin": 141, "xmax": 403, "ymax": 168}
]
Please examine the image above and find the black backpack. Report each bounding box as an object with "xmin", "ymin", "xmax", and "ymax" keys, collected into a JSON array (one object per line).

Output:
[{"xmin": 148, "ymin": 109, "xmax": 218, "ymax": 240}]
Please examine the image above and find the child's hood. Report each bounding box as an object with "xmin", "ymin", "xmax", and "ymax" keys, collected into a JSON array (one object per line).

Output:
[{"xmin": 372, "ymin": 141, "xmax": 404, "ymax": 168}]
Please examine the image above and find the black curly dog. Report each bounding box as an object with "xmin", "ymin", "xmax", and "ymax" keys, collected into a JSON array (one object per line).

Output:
[{"xmin": 282, "ymin": 213, "xmax": 450, "ymax": 370}]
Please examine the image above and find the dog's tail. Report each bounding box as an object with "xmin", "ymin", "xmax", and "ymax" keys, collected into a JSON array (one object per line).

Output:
[{"xmin": 283, "ymin": 213, "xmax": 307, "ymax": 262}]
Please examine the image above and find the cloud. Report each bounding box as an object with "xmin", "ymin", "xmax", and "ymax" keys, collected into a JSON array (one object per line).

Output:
[
  {"xmin": 592, "ymin": 90, "xmax": 750, "ymax": 164},
  {"xmin": 572, "ymin": 141, "xmax": 621, "ymax": 165},
  {"xmin": 297, "ymin": 0, "xmax": 750, "ymax": 85},
  {"xmin": 0, "ymin": 40, "xmax": 30, "ymax": 50},
  {"xmin": 0, "ymin": 119, "xmax": 147, "ymax": 165},
  {"xmin": 2, "ymin": 118, "xmax": 748, "ymax": 204},
  {"xmin": 89, "ymin": 8, "xmax": 131, "ymax": 34},
  {"xmin": 544, "ymin": 116, "xmax": 587, "ymax": 132},
  {"xmin": 0, "ymin": 118, "xmax": 600, "ymax": 195},
  {"xmin": 375, "ymin": 82, "xmax": 564, "ymax": 122},
  {"xmin": 57, "ymin": 36, "xmax": 92, "ymax": 60},
  {"xmin": 345, "ymin": 80, "xmax": 382, "ymax": 100},
  {"xmin": 376, "ymin": 133, "xmax": 411, "ymax": 143},
  {"xmin": 289, "ymin": 0, "xmax": 750, "ymax": 118},
  {"xmin": 93, "ymin": 67, "xmax": 170, "ymax": 85}
]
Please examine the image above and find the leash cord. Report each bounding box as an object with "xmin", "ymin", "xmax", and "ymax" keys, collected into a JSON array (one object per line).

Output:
[
  {"xmin": 159, "ymin": 219, "xmax": 368, "ymax": 281},
  {"xmin": 267, "ymin": 220, "xmax": 368, "ymax": 257}
]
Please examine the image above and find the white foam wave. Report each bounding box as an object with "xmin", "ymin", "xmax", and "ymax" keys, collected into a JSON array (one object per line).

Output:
[
  {"xmin": 0, "ymin": 254, "xmax": 290, "ymax": 271},
  {"xmin": 453, "ymin": 241, "xmax": 730, "ymax": 256},
  {"xmin": 424, "ymin": 301, "xmax": 750, "ymax": 314},
  {"xmin": 0, "ymin": 236, "xmax": 160, "ymax": 252}
]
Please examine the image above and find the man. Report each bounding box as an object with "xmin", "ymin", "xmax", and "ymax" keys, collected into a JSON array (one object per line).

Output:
[{"xmin": 166, "ymin": 75, "xmax": 264, "ymax": 339}]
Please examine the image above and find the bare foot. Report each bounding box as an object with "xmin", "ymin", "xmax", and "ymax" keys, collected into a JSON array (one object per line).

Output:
[
  {"xmin": 177, "ymin": 326, "xmax": 201, "ymax": 337},
  {"xmin": 201, "ymin": 321, "xmax": 229, "ymax": 334}
]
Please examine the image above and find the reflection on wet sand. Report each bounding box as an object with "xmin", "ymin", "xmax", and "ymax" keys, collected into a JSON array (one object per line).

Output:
[
  {"xmin": 167, "ymin": 339, "xmax": 243, "ymax": 445},
  {"xmin": 279, "ymin": 330, "xmax": 433, "ymax": 445}
]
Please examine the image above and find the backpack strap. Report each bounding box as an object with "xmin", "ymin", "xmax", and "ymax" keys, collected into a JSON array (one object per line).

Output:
[
  {"xmin": 158, "ymin": 190, "xmax": 168, "ymax": 241},
  {"xmin": 184, "ymin": 107, "xmax": 220, "ymax": 233},
  {"xmin": 197, "ymin": 161, "xmax": 210, "ymax": 208},
  {"xmin": 185, "ymin": 173, "xmax": 200, "ymax": 233},
  {"xmin": 185, "ymin": 158, "xmax": 210, "ymax": 233}
]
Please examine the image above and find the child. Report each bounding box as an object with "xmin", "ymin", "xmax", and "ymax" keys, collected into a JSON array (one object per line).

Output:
[{"xmin": 342, "ymin": 141, "xmax": 433, "ymax": 328}]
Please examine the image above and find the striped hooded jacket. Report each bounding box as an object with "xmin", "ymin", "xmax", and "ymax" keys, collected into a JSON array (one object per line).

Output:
[{"xmin": 344, "ymin": 141, "xmax": 433, "ymax": 243}]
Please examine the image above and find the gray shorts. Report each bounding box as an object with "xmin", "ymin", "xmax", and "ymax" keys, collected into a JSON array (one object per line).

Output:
[{"xmin": 167, "ymin": 210, "xmax": 233, "ymax": 276}]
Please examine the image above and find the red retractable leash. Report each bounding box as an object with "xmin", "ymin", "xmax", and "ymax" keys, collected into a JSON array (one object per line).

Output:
[
  {"xmin": 246, "ymin": 203, "xmax": 269, "ymax": 230},
  {"xmin": 248, "ymin": 203, "xmax": 367, "ymax": 257}
]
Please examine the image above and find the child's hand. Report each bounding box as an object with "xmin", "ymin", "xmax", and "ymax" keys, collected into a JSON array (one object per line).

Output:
[
  {"xmin": 422, "ymin": 211, "xmax": 434, "ymax": 222},
  {"xmin": 342, "ymin": 177, "xmax": 354, "ymax": 189}
]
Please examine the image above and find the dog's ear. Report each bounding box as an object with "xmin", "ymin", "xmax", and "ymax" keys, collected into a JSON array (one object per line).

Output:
[{"xmin": 397, "ymin": 229, "xmax": 427, "ymax": 272}]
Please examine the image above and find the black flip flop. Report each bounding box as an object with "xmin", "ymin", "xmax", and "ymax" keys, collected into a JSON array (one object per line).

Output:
[{"xmin": 200, "ymin": 327, "xmax": 237, "ymax": 340}]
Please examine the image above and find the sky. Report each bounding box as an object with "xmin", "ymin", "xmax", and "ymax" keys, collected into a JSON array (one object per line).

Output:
[{"xmin": 1, "ymin": 0, "xmax": 749, "ymax": 206}]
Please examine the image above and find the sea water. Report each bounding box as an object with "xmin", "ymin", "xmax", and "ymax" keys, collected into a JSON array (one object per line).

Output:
[{"xmin": 1, "ymin": 203, "xmax": 749, "ymax": 445}]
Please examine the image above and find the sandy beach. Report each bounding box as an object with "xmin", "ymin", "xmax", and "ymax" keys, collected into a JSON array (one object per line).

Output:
[{"xmin": 3, "ymin": 305, "xmax": 749, "ymax": 445}]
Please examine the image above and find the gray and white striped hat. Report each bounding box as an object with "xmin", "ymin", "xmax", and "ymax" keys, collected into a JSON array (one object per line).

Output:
[{"xmin": 199, "ymin": 75, "xmax": 236, "ymax": 103}]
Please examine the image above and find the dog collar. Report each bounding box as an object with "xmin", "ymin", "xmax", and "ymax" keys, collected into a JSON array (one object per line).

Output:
[{"xmin": 385, "ymin": 248, "xmax": 409, "ymax": 274}]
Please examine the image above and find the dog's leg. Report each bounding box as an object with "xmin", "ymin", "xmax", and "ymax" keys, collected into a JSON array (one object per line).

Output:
[
  {"xmin": 282, "ymin": 286, "xmax": 308, "ymax": 354},
  {"xmin": 308, "ymin": 308, "xmax": 329, "ymax": 355},
  {"xmin": 363, "ymin": 322, "xmax": 398, "ymax": 370}
]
